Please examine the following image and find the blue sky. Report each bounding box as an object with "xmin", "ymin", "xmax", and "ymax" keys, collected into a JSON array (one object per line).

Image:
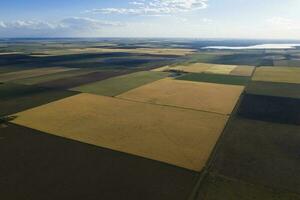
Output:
[{"xmin": 0, "ymin": 0, "xmax": 299, "ymax": 39}]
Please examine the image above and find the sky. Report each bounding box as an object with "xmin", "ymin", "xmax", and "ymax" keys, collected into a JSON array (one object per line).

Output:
[{"xmin": 0, "ymin": 0, "xmax": 299, "ymax": 39}]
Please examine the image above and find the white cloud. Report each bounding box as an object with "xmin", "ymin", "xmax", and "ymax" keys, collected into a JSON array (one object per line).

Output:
[
  {"xmin": 0, "ymin": 17, "xmax": 122, "ymax": 37},
  {"xmin": 87, "ymin": 0, "xmax": 208, "ymax": 15},
  {"xmin": 266, "ymin": 17, "xmax": 300, "ymax": 30}
]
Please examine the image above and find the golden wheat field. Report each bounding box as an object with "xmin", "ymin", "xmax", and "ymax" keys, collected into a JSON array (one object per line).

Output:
[
  {"xmin": 118, "ymin": 78, "xmax": 244, "ymax": 115},
  {"xmin": 252, "ymin": 66, "xmax": 300, "ymax": 84},
  {"xmin": 0, "ymin": 67, "xmax": 77, "ymax": 82},
  {"xmin": 204, "ymin": 65, "xmax": 237, "ymax": 75},
  {"xmin": 230, "ymin": 66, "xmax": 255, "ymax": 76},
  {"xmin": 11, "ymin": 93, "xmax": 228, "ymax": 171}
]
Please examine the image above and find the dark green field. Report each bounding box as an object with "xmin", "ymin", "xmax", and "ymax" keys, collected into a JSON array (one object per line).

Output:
[
  {"xmin": 0, "ymin": 123, "xmax": 198, "ymax": 200},
  {"xmin": 246, "ymin": 81, "xmax": 300, "ymax": 99},
  {"xmin": 176, "ymin": 73, "xmax": 250, "ymax": 86},
  {"xmin": 72, "ymin": 71, "xmax": 171, "ymax": 96},
  {"xmin": 196, "ymin": 173, "xmax": 300, "ymax": 200},
  {"xmin": 210, "ymin": 117, "xmax": 300, "ymax": 193}
]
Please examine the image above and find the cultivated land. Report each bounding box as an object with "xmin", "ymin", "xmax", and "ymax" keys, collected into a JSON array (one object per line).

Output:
[
  {"xmin": 253, "ymin": 66, "xmax": 300, "ymax": 84},
  {"xmin": 246, "ymin": 81, "xmax": 300, "ymax": 99},
  {"xmin": 0, "ymin": 123, "xmax": 198, "ymax": 200},
  {"xmin": 12, "ymin": 68, "xmax": 101, "ymax": 85},
  {"xmin": 1, "ymin": 39, "xmax": 300, "ymax": 199},
  {"xmin": 72, "ymin": 71, "xmax": 170, "ymax": 96},
  {"xmin": 119, "ymin": 78, "xmax": 244, "ymax": 115},
  {"xmin": 230, "ymin": 65, "xmax": 255, "ymax": 76},
  {"xmin": 0, "ymin": 67, "xmax": 76, "ymax": 82},
  {"xmin": 11, "ymin": 93, "xmax": 228, "ymax": 171},
  {"xmin": 176, "ymin": 73, "xmax": 250, "ymax": 86}
]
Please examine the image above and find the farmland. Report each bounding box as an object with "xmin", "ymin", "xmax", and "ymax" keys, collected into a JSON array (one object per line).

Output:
[
  {"xmin": 1, "ymin": 38, "xmax": 300, "ymax": 200},
  {"xmin": 11, "ymin": 93, "xmax": 228, "ymax": 171},
  {"xmin": 118, "ymin": 79, "xmax": 243, "ymax": 115}
]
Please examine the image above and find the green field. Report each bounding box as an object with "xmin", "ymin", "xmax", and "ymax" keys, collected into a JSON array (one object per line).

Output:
[
  {"xmin": 196, "ymin": 173, "xmax": 300, "ymax": 200},
  {"xmin": 246, "ymin": 81, "xmax": 300, "ymax": 99},
  {"xmin": 0, "ymin": 83, "xmax": 78, "ymax": 116},
  {"xmin": 176, "ymin": 73, "xmax": 250, "ymax": 86},
  {"xmin": 13, "ymin": 68, "xmax": 101, "ymax": 85},
  {"xmin": 211, "ymin": 117, "xmax": 300, "ymax": 193},
  {"xmin": 72, "ymin": 71, "xmax": 171, "ymax": 96}
]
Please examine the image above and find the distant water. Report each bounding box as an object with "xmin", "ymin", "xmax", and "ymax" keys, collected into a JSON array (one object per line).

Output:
[{"xmin": 203, "ymin": 44, "xmax": 300, "ymax": 50}]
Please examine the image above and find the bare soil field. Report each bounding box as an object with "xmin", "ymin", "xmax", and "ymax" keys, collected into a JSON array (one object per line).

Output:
[
  {"xmin": 11, "ymin": 93, "xmax": 228, "ymax": 171},
  {"xmin": 118, "ymin": 79, "xmax": 244, "ymax": 115}
]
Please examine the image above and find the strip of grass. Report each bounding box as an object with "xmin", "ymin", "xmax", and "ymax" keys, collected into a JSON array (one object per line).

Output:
[
  {"xmin": 176, "ymin": 73, "xmax": 250, "ymax": 86},
  {"xmin": 72, "ymin": 71, "xmax": 171, "ymax": 96},
  {"xmin": 196, "ymin": 173, "xmax": 300, "ymax": 200}
]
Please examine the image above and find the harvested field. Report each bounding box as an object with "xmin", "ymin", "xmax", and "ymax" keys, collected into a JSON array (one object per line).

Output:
[
  {"xmin": 37, "ymin": 70, "xmax": 131, "ymax": 90},
  {"xmin": 72, "ymin": 71, "xmax": 170, "ymax": 97},
  {"xmin": 11, "ymin": 93, "xmax": 228, "ymax": 171},
  {"xmin": 211, "ymin": 117, "xmax": 300, "ymax": 193},
  {"xmin": 118, "ymin": 79, "xmax": 244, "ymax": 115},
  {"xmin": 252, "ymin": 66, "xmax": 300, "ymax": 84},
  {"xmin": 230, "ymin": 66, "xmax": 255, "ymax": 76},
  {"xmin": 196, "ymin": 173, "xmax": 300, "ymax": 200},
  {"xmin": 204, "ymin": 65, "xmax": 237, "ymax": 75},
  {"xmin": 238, "ymin": 94, "xmax": 300, "ymax": 125},
  {"xmin": 176, "ymin": 73, "xmax": 250, "ymax": 86},
  {"xmin": 0, "ymin": 67, "xmax": 76, "ymax": 82},
  {"xmin": 0, "ymin": 123, "xmax": 197, "ymax": 200},
  {"xmin": 13, "ymin": 69, "xmax": 101, "ymax": 85},
  {"xmin": 246, "ymin": 81, "xmax": 300, "ymax": 99}
]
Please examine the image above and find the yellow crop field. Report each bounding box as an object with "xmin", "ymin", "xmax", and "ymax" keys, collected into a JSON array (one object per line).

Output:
[
  {"xmin": 0, "ymin": 67, "xmax": 77, "ymax": 82},
  {"xmin": 230, "ymin": 66, "xmax": 255, "ymax": 76},
  {"xmin": 204, "ymin": 65, "xmax": 237, "ymax": 75},
  {"xmin": 252, "ymin": 66, "xmax": 300, "ymax": 84},
  {"xmin": 11, "ymin": 93, "xmax": 228, "ymax": 171},
  {"xmin": 118, "ymin": 79, "xmax": 244, "ymax": 115}
]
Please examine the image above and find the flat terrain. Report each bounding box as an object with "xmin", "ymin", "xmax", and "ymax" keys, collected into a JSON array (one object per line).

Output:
[
  {"xmin": 0, "ymin": 123, "xmax": 197, "ymax": 200},
  {"xmin": 252, "ymin": 66, "xmax": 300, "ymax": 84},
  {"xmin": 246, "ymin": 81, "xmax": 300, "ymax": 99},
  {"xmin": 37, "ymin": 70, "xmax": 131, "ymax": 90},
  {"xmin": 73, "ymin": 71, "xmax": 170, "ymax": 97},
  {"xmin": 238, "ymin": 93, "xmax": 300, "ymax": 125},
  {"xmin": 230, "ymin": 66, "xmax": 255, "ymax": 76},
  {"xmin": 204, "ymin": 65, "xmax": 237, "ymax": 75},
  {"xmin": 176, "ymin": 73, "xmax": 250, "ymax": 86},
  {"xmin": 118, "ymin": 79, "xmax": 244, "ymax": 115},
  {"xmin": 196, "ymin": 173, "xmax": 300, "ymax": 200},
  {"xmin": 0, "ymin": 67, "xmax": 76, "ymax": 82},
  {"xmin": 211, "ymin": 117, "xmax": 300, "ymax": 193},
  {"xmin": 11, "ymin": 93, "xmax": 228, "ymax": 171},
  {"xmin": 13, "ymin": 68, "xmax": 101, "ymax": 85}
]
